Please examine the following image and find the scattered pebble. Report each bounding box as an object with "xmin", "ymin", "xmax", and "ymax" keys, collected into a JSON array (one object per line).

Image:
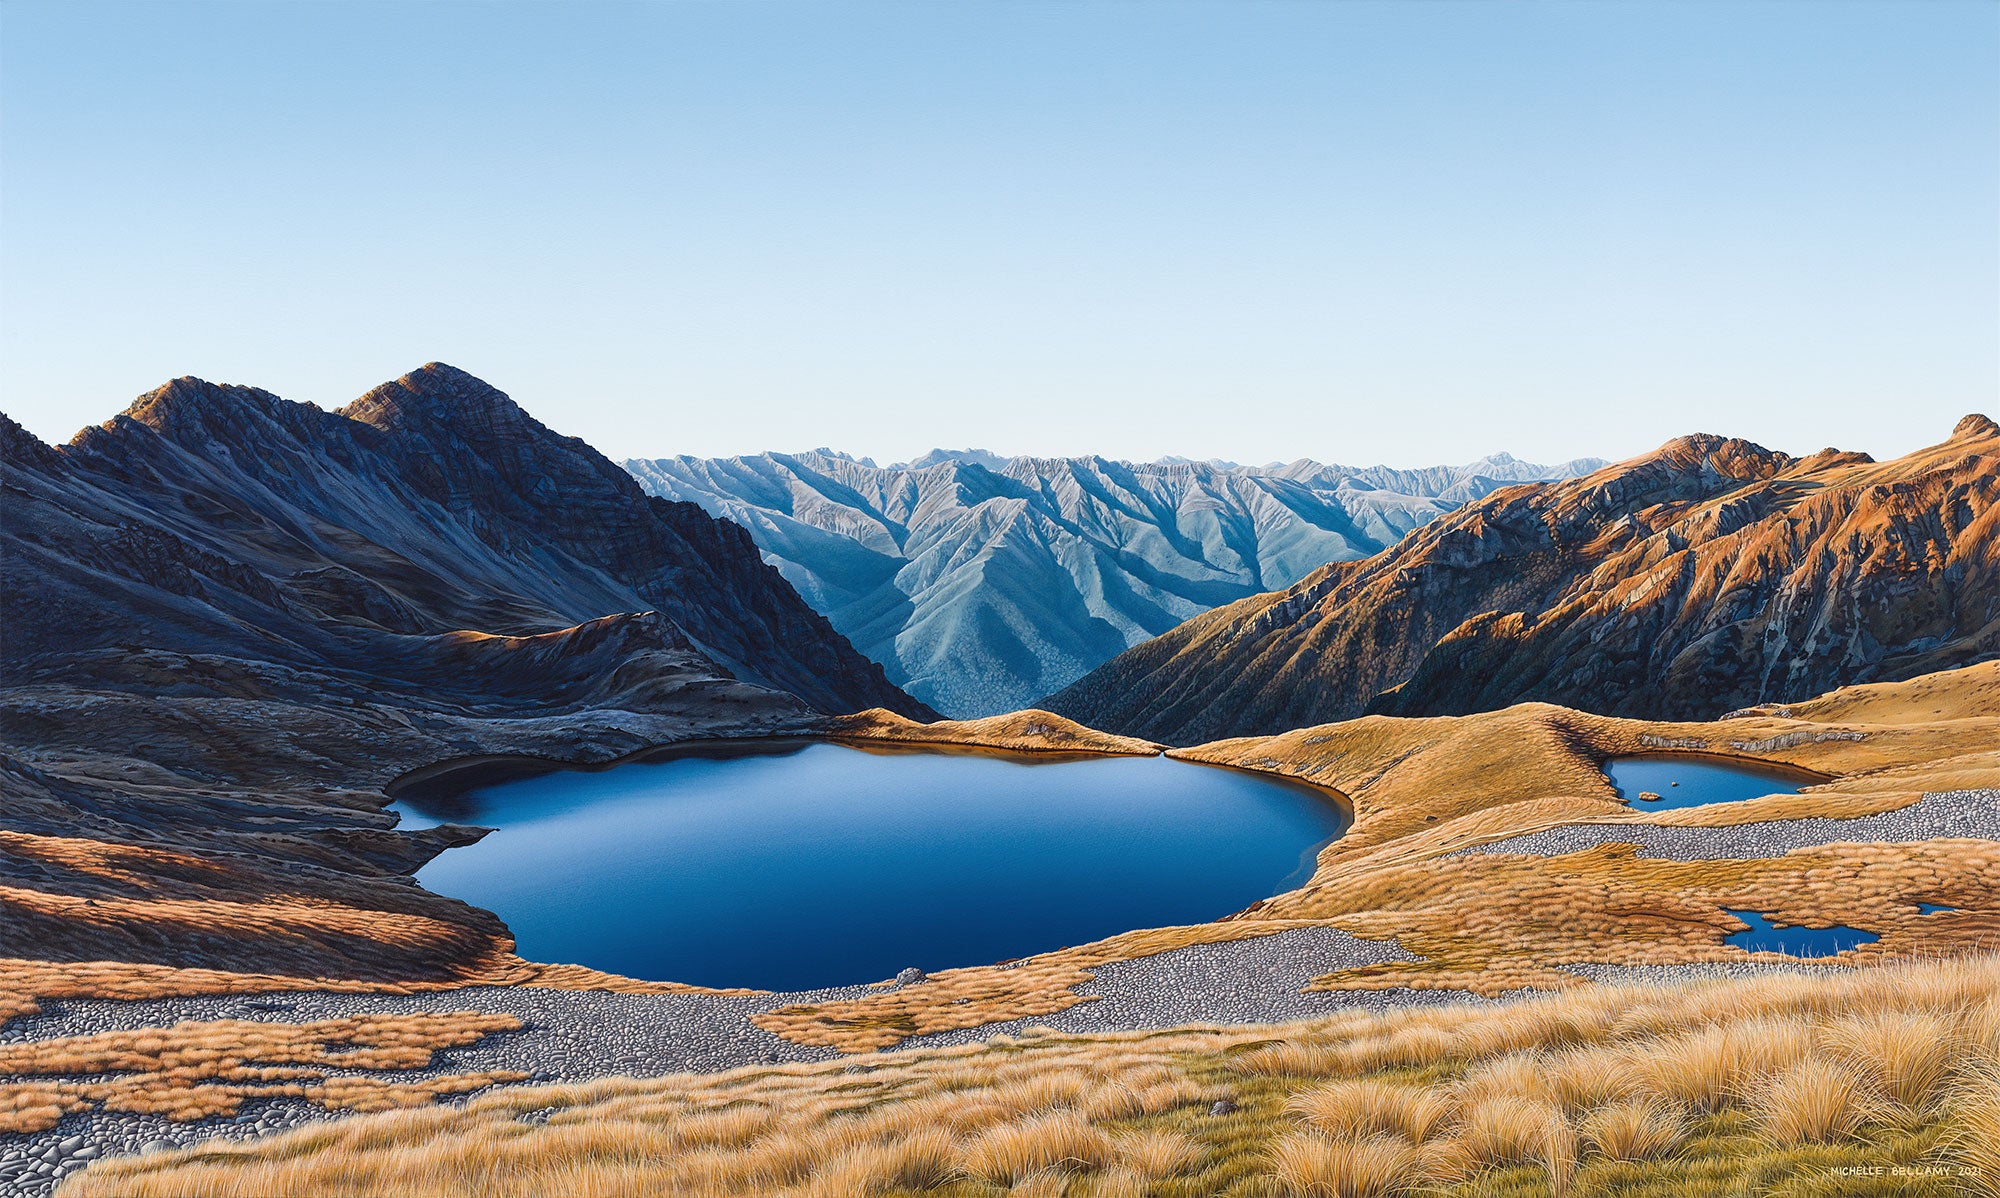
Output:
[{"xmin": 1449, "ymin": 787, "xmax": 1998, "ymax": 862}]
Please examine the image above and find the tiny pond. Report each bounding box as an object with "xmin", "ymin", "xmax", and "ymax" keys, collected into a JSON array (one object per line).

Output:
[
  {"xmin": 1726, "ymin": 911, "xmax": 1879, "ymax": 958},
  {"xmin": 393, "ymin": 741, "xmax": 1349, "ymax": 991},
  {"xmin": 1602, "ymin": 755, "xmax": 1821, "ymax": 811}
]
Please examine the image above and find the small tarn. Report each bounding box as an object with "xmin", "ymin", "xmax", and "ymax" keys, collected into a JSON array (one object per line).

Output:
[
  {"xmin": 1603, "ymin": 755, "xmax": 1819, "ymax": 810},
  {"xmin": 1725, "ymin": 910, "xmax": 1878, "ymax": 958}
]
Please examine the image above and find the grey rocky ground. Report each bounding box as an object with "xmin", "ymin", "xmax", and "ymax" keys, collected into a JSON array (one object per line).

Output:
[
  {"xmin": 8, "ymin": 788, "xmax": 1993, "ymax": 1195},
  {"xmin": 1449, "ymin": 786, "xmax": 1999, "ymax": 862},
  {"xmin": 0, "ymin": 928, "xmax": 1468, "ymax": 1194}
]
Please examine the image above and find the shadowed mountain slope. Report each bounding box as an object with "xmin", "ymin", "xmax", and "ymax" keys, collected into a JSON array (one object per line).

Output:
[
  {"xmin": 0, "ymin": 366, "xmax": 930, "ymax": 985},
  {"xmin": 1044, "ymin": 416, "xmax": 2000, "ymax": 744},
  {"xmin": 626, "ymin": 449, "xmax": 1603, "ymax": 715},
  {"xmin": 5, "ymin": 364, "xmax": 926, "ymax": 720}
]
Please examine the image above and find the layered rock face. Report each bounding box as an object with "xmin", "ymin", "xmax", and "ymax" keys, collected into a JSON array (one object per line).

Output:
[
  {"xmin": 627, "ymin": 449, "xmax": 1603, "ymax": 715},
  {"xmin": 0, "ymin": 365, "xmax": 927, "ymax": 982},
  {"xmin": 1045, "ymin": 417, "xmax": 2000, "ymax": 744}
]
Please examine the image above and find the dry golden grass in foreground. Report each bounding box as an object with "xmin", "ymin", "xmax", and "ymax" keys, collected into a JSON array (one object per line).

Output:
[
  {"xmin": 0, "ymin": 1011, "xmax": 527, "ymax": 1134},
  {"xmin": 63, "ymin": 953, "xmax": 2000, "ymax": 1197}
]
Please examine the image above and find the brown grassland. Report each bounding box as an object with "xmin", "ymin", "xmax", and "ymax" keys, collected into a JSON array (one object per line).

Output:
[
  {"xmin": 0, "ymin": 1010, "xmax": 528, "ymax": 1134},
  {"xmin": 826, "ymin": 709, "xmax": 1167, "ymax": 758},
  {"xmin": 61, "ymin": 951, "xmax": 2000, "ymax": 1197}
]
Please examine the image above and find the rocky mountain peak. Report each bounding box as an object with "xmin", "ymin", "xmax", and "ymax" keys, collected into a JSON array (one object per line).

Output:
[
  {"xmin": 339, "ymin": 362, "xmax": 535, "ymax": 435},
  {"xmin": 0, "ymin": 410, "xmax": 60, "ymax": 471},
  {"xmin": 1952, "ymin": 413, "xmax": 1998, "ymax": 441},
  {"xmin": 111, "ymin": 376, "xmax": 297, "ymax": 442},
  {"xmin": 1646, "ymin": 432, "xmax": 1789, "ymax": 480}
]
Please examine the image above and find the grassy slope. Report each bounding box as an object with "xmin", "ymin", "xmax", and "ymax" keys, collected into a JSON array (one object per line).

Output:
[{"xmin": 63, "ymin": 953, "xmax": 2000, "ymax": 1197}]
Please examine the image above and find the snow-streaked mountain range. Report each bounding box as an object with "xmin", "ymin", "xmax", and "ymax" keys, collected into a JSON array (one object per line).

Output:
[{"xmin": 624, "ymin": 450, "xmax": 1606, "ymax": 716}]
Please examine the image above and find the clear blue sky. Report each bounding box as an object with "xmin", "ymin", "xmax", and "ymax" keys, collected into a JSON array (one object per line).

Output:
[{"xmin": 2, "ymin": 1, "xmax": 1994, "ymax": 467}]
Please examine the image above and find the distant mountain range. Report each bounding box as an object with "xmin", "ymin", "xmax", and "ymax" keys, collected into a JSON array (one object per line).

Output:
[
  {"xmin": 1047, "ymin": 415, "xmax": 2000, "ymax": 744},
  {"xmin": 625, "ymin": 450, "xmax": 1605, "ymax": 715}
]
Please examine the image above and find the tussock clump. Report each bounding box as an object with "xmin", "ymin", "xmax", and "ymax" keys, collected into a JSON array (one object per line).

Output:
[
  {"xmin": 1087, "ymin": 1166, "xmax": 1150, "ymax": 1198},
  {"xmin": 1823, "ymin": 1009, "xmax": 1958, "ymax": 1113},
  {"xmin": 990, "ymin": 1072, "xmax": 1090, "ymax": 1117},
  {"xmin": 1342, "ymin": 1024, "xmax": 1461, "ymax": 1074},
  {"xmin": 1948, "ymin": 1069, "xmax": 2000, "ymax": 1197},
  {"xmin": 1457, "ymin": 1051, "xmax": 1557, "ymax": 1105},
  {"xmin": 1458, "ymin": 1095, "xmax": 1570, "ymax": 1171},
  {"xmin": 803, "ymin": 1127, "xmax": 959, "ymax": 1195},
  {"xmin": 1579, "ymin": 1097, "xmax": 1686, "ymax": 1161},
  {"xmin": 1633, "ymin": 1016, "xmax": 1811, "ymax": 1111},
  {"xmin": 1269, "ymin": 1132, "xmax": 1426, "ymax": 1198},
  {"xmin": 1233, "ymin": 1038, "xmax": 1349, "ymax": 1079},
  {"xmin": 1749, "ymin": 1057, "xmax": 1873, "ymax": 1145},
  {"xmin": 963, "ymin": 1111, "xmax": 1113, "ymax": 1185},
  {"xmin": 1112, "ymin": 1127, "xmax": 1199, "ymax": 1179},
  {"xmin": 1538, "ymin": 1045, "xmax": 1640, "ymax": 1112},
  {"xmin": 1288, "ymin": 1078, "xmax": 1455, "ymax": 1144}
]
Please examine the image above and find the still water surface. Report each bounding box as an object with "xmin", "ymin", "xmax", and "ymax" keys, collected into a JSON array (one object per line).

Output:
[
  {"xmin": 1602, "ymin": 755, "xmax": 1814, "ymax": 811},
  {"xmin": 394, "ymin": 742, "xmax": 1348, "ymax": 991}
]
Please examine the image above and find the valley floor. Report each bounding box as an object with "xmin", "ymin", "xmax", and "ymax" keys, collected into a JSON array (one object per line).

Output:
[{"xmin": 3, "ymin": 668, "xmax": 1996, "ymax": 1194}]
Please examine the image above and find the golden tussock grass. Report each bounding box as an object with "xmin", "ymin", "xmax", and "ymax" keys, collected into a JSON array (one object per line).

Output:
[
  {"xmin": 1268, "ymin": 1132, "xmax": 1428, "ymax": 1197},
  {"xmin": 1822, "ymin": 1008, "xmax": 1959, "ymax": 1113},
  {"xmin": 1748, "ymin": 1055, "xmax": 1875, "ymax": 1146},
  {"xmin": 1578, "ymin": 1096, "xmax": 1686, "ymax": 1162},
  {"xmin": 1111, "ymin": 1126, "xmax": 1199, "ymax": 1178},
  {"xmin": 1948, "ymin": 1069, "xmax": 2000, "ymax": 1198},
  {"xmin": 0, "ymin": 1011, "xmax": 526, "ymax": 1133},
  {"xmin": 1287, "ymin": 1077, "xmax": 1455, "ymax": 1143},
  {"xmin": 61, "ymin": 951, "xmax": 2000, "ymax": 1198},
  {"xmin": 1459, "ymin": 1094, "xmax": 1572, "ymax": 1176},
  {"xmin": 962, "ymin": 1111, "xmax": 1113, "ymax": 1185},
  {"xmin": 828, "ymin": 707, "xmax": 1165, "ymax": 758}
]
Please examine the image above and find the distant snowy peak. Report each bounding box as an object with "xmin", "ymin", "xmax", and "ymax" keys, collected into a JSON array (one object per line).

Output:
[
  {"xmin": 896, "ymin": 447, "xmax": 1013, "ymax": 471},
  {"xmin": 786, "ymin": 447, "xmax": 1605, "ymax": 494}
]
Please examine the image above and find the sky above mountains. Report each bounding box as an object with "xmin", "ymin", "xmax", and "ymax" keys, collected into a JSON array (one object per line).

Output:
[{"xmin": 2, "ymin": 1, "xmax": 1993, "ymax": 466}]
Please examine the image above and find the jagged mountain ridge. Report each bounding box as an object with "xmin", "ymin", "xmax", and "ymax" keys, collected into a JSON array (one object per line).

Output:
[
  {"xmin": 1044, "ymin": 416, "xmax": 2000, "ymax": 744},
  {"xmin": 2, "ymin": 364, "xmax": 926, "ymax": 720},
  {"xmin": 625, "ymin": 449, "xmax": 1604, "ymax": 715}
]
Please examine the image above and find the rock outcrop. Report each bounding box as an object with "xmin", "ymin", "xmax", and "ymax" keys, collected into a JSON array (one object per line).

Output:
[
  {"xmin": 626, "ymin": 448, "xmax": 1603, "ymax": 715},
  {"xmin": 1045, "ymin": 417, "xmax": 1999, "ymax": 744}
]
